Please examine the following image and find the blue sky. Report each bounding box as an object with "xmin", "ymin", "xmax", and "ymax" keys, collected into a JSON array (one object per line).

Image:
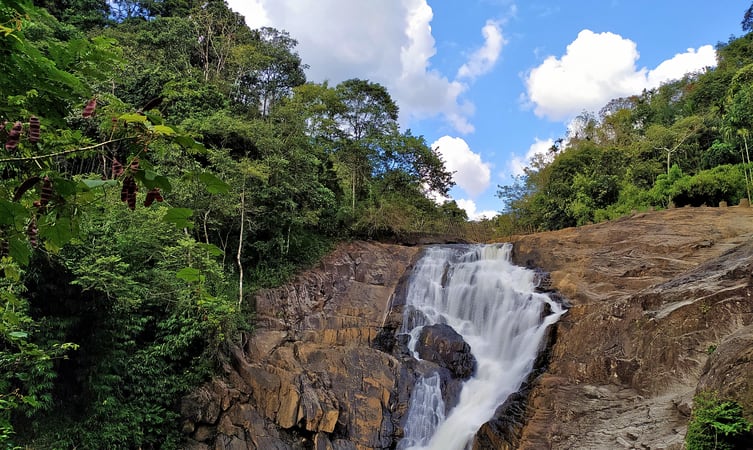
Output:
[{"xmin": 225, "ymin": 0, "xmax": 750, "ymax": 219}]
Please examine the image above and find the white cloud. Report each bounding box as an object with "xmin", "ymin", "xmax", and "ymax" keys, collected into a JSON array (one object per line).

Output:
[
  {"xmin": 238, "ymin": 0, "xmax": 269, "ymax": 30},
  {"xmin": 647, "ymin": 45, "xmax": 716, "ymax": 87},
  {"xmin": 524, "ymin": 29, "xmax": 717, "ymax": 121},
  {"xmin": 507, "ymin": 137, "xmax": 554, "ymax": 177},
  {"xmin": 432, "ymin": 136, "xmax": 492, "ymax": 197},
  {"xmin": 455, "ymin": 199, "xmax": 498, "ymax": 221},
  {"xmin": 225, "ymin": 0, "xmax": 505, "ymax": 134},
  {"xmin": 457, "ymin": 20, "xmax": 505, "ymax": 80}
]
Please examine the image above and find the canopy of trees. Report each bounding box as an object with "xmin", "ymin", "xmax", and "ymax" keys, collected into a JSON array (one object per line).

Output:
[
  {"xmin": 0, "ymin": 0, "xmax": 460, "ymax": 447},
  {"xmin": 496, "ymin": 17, "xmax": 753, "ymax": 234}
]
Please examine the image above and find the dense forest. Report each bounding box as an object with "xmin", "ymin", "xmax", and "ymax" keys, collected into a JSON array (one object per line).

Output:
[
  {"xmin": 496, "ymin": 9, "xmax": 753, "ymax": 233},
  {"xmin": 0, "ymin": 0, "xmax": 461, "ymax": 447},
  {"xmin": 2, "ymin": 0, "xmax": 753, "ymax": 448}
]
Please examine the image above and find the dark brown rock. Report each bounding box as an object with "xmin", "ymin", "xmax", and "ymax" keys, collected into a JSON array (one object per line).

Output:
[{"xmin": 414, "ymin": 323, "xmax": 476, "ymax": 379}]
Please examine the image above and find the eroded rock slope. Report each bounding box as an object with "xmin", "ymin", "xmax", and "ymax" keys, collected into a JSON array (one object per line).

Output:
[{"xmin": 510, "ymin": 206, "xmax": 753, "ymax": 449}]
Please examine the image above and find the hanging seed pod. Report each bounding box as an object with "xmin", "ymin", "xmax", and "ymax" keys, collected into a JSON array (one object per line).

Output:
[
  {"xmin": 129, "ymin": 157, "xmax": 139, "ymax": 172},
  {"xmin": 120, "ymin": 176, "xmax": 138, "ymax": 210},
  {"xmin": 144, "ymin": 189, "xmax": 155, "ymax": 207},
  {"xmin": 82, "ymin": 98, "xmax": 97, "ymax": 118},
  {"xmin": 13, "ymin": 176, "xmax": 40, "ymax": 202},
  {"xmin": 5, "ymin": 121, "xmax": 22, "ymax": 151},
  {"xmin": 39, "ymin": 176, "xmax": 53, "ymax": 207},
  {"xmin": 27, "ymin": 218, "xmax": 38, "ymax": 248},
  {"xmin": 111, "ymin": 158, "xmax": 124, "ymax": 178},
  {"xmin": 0, "ymin": 239, "xmax": 8, "ymax": 257},
  {"xmin": 126, "ymin": 180, "xmax": 138, "ymax": 211},
  {"xmin": 28, "ymin": 116, "xmax": 40, "ymax": 143},
  {"xmin": 121, "ymin": 175, "xmax": 133, "ymax": 202},
  {"xmin": 143, "ymin": 188, "xmax": 163, "ymax": 207}
]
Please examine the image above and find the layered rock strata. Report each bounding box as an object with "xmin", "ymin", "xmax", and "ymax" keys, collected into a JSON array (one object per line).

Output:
[
  {"xmin": 182, "ymin": 241, "xmax": 421, "ymax": 450},
  {"xmin": 508, "ymin": 207, "xmax": 753, "ymax": 449}
]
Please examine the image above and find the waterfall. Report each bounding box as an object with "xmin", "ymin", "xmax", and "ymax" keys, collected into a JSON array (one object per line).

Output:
[{"xmin": 398, "ymin": 244, "xmax": 566, "ymax": 450}]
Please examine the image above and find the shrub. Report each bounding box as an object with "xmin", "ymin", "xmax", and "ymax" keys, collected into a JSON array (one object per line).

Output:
[{"xmin": 686, "ymin": 391, "xmax": 753, "ymax": 450}]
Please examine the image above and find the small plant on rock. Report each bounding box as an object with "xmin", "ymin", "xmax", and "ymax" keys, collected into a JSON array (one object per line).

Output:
[{"xmin": 686, "ymin": 391, "xmax": 753, "ymax": 450}]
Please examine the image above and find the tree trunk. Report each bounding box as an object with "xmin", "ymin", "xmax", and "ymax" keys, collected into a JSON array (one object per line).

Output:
[{"xmin": 237, "ymin": 184, "xmax": 245, "ymax": 308}]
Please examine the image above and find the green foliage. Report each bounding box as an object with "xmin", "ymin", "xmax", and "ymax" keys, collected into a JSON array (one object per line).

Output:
[
  {"xmin": 495, "ymin": 22, "xmax": 753, "ymax": 235},
  {"xmin": 20, "ymin": 200, "xmax": 239, "ymax": 449},
  {"xmin": 1, "ymin": 1, "xmax": 462, "ymax": 447},
  {"xmin": 650, "ymin": 164, "xmax": 747, "ymax": 207},
  {"xmin": 686, "ymin": 391, "xmax": 753, "ymax": 450}
]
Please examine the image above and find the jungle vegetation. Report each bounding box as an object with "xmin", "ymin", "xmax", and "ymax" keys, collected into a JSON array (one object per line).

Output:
[{"xmin": 2, "ymin": 0, "xmax": 753, "ymax": 448}]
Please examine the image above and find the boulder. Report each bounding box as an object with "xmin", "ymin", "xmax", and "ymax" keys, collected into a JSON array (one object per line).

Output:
[{"xmin": 414, "ymin": 323, "xmax": 476, "ymax": 379}]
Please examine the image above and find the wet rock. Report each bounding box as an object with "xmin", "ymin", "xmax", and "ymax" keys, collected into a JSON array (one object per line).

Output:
[{"xmin": 414, "ymin": 323, "xmax": 476, "ymax": 379}]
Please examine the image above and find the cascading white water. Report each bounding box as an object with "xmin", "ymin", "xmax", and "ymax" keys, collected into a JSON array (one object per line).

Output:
[
  {"xmin": 397, "ymin": 373, "xmax": 446, "ymax": 450},
  {"xmin": 398, "ymin": 244, "xmax": 566, "ymax": 450}
]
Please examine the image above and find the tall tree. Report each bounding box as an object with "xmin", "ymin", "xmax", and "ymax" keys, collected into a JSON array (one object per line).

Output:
[
  {"xmin": 230, "ymin": 27, "xmax": 308, "ymax": 117},
  {"xmin": 331, "ymin": 79, "xmax": 399, "ymax": 212}
]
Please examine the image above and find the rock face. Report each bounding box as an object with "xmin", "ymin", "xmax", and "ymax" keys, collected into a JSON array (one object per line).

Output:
[
  {"xmin": 181, "ymin": 206, "xmax": 753, "ymax": 450},
  {"xmin": 181, "ymin": 241, "xmax": 421, "ymax": 450},
  {"xmin": 506, "ymin": 207, "xmax": 753, "ymax": 449},
  {"xmin": 414, "ymin": 323, "xmax": 476, "ymax": 379}
]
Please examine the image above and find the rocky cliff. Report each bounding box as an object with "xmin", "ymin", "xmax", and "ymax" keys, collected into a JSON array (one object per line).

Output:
[
  {"xmin": 181, "ymin": 206, "xmax": 753, "ymax": 449},
  {"xmin": 510, "ymin": 206, "xmax": 753, "ymax": 449},
  {"xmin": 181, "ymin": 241, "xmax": 422, "ymax": 450}
]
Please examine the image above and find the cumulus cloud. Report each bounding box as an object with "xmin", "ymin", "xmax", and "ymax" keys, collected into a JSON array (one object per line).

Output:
[
  {"xmin": 225, "ymin": 0, "xmax": 505, "ymax": 134},
  {"xmin": 455, "ymin": 199, "xmax": 498, "ymax": 221},
  {"xmin": 432, "ymin": 136, "xmax": 492, "ymax": 197},
  {"xmin": 524, "ymin": 29, "xmax": 717, "ymax": 121},
  {"xmin": 647, "ymin": 45, "xmax": 716, "ymax": 87},
  {"xmin": 507, "ymin": 137, "xmax": 554, "ymax": 177},
  {"xmin": 457, "ymin": 20, "xmax": 506, "ymax": 81}
]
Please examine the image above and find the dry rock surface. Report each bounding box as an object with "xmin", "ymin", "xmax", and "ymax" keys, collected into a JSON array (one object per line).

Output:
[
  {"xmin": 181, "ymin": 241, "xmax": 421, "ymax": 450},
  {"xmin": 510, "ymin": 206, "xmax": 753, "ymax": 449},
  {"xmin": 181, "ymin": 206, "xmax": 753, "ymax": 450}
]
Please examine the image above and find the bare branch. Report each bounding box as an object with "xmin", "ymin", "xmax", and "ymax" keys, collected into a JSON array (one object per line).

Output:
[{"xmin": 0, "ymin": 138, "xmax": 132, "ymax": 164}]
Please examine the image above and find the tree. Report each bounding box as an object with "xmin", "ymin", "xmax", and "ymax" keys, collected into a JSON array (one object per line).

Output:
[
  {"xmin": 189, "ymin": 0, "xmax": 251, "ymax": 82},
  {"xmin": 33, "ymin": 0, "xmax": 110, "ymax": 29},
  {"xmin": 331, "ymin": 79, "xmax": 399, "ymax": 212},
  {"xmin": 230, "ymin": 27, "xmax": 308, "ymax": 117},
  {"xmin": 743, "ymin": 2, "xmax": 753, "ymax": 33}
]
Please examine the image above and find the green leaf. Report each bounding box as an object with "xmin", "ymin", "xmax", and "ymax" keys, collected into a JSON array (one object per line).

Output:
[
  {"xmin": 40, "ymin": 217, "xmax": 74, "ymax": 250},
  {"xmin": 197, "ymin": 243, "xmax": 223, "ymax": 257},
  {"xmin": 82, "ymin": 179, "xmax": 118, "ymax": 190},
  {"xmin": 118, "ymin": 113, "xmax": 148, "ymax": 124},
  {"xmin": 173, "ymin": 135, "xmax": 206, "ymax": 153},
  {"xmin": 145, "ymin": 111, "xmax": 164, "ymax": 125},
  {"xmin": 0, "ymin": 200, "xmax": 28, "ymax": 228},
  {"xmin": 134, "ymin": 169, "xmax": 172, "ymax": 192},
  {"xmin": 163, "ymin": 207, "xmax": 194, "ymax": 229},
  {"xmin": 198, "ymin": 172, "xmax": 230, "ymax": 194},
  {"xmin": 175, "ymin": 267, "xmax": 202, "ymax": 283},
  {"xmin": 152, "ymin": 124, "xmax": 175, "ymax": 136},
  {"xmin": 8, "ymin": 236, "xmax": 31, "ymax": 266},
  {"xmin": 53, "ymin": 178, "xmax": 78, "ymax": 197},
  {"xmin": 8, "ymin": 331, "xmax": 28, "ymax": 339}
]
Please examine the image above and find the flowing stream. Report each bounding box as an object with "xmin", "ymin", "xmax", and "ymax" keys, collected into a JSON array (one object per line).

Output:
[{"xmin": 397, "ymin": 244, "xmax": 566, "ymax": 450}]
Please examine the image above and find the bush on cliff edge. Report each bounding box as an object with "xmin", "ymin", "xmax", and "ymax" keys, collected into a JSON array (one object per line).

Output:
[{"xmin": 686, "ymin": 391, "xmax": 753, "ymax": 450}]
